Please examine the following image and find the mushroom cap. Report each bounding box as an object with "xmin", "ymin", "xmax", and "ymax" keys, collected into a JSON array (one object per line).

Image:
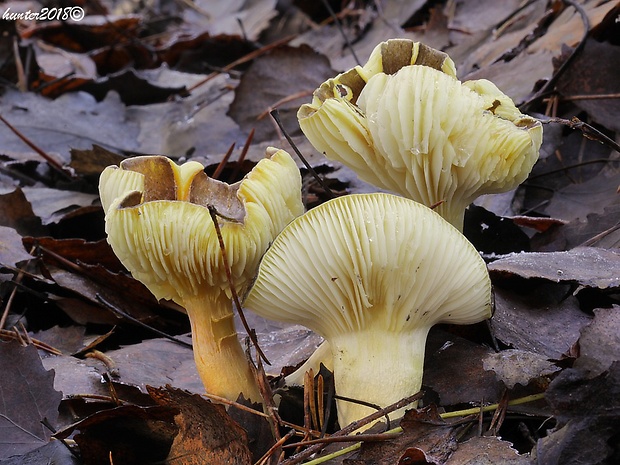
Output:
[
  {"xmin": 99, "ymin": 148, "xmax": 304, "ymax": 306},
  {"xmin": 243, "ymin": 193, "xmax": 492, "ymax": 339},
  {"xmin": 298, "ymin": 39, "xmax": 542, "ymax": 230}
]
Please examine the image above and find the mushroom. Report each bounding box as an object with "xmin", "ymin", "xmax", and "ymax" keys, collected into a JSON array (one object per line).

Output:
[
  {"xmin": 297, "ymin": 39, "xmax": 543, "ymax": 230},
  {"xmin": 243, "ymin": 193, "xmax": 492, "ymax": 427},
  {"xmin": 99, "ymin": 148, "xmax": 304, "ymax": 403}
]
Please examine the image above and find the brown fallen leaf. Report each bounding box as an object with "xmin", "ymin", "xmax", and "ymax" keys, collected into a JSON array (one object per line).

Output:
[
  {"xmin": 148, "ymin": 386, "xmax": 253, "ymax": 465},
  {"xmin": 555, "ymin": 39, "xmax": 620, "ymax": 132},
  {"xmin": 227, "ymin": 44, "xmax": 336, "ymax": 142},
  {"xmin": 55, "ymin": 403, "xmax": 179, "ymax": 465},
  {"xmin": 0, "ymin": 341, "xmax": 62, "ymax": 459},
  {"xmin": 0, "ymin": 188, "xmax": 47, "ymax": 237}
]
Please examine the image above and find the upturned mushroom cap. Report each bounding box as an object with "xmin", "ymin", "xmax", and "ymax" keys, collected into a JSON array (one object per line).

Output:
[
  {"xmin": 99, "ymin": 148, "xmax": 304, "ymax": 402},
  {"xmin": 298, "ymin": 39, "xmax": 542, "ymax": 230},
  {"xmin": 244, "ymin": 193, "xmax": 492, "ymax": 427}
]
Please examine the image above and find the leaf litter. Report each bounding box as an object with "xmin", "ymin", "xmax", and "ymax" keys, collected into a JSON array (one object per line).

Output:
[{"xmin": 0, "ymin": 0, "xmax": 619, "ymax": 463}]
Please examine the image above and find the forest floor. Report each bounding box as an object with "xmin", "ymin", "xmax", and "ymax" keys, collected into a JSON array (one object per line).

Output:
[{"xmin": 0, "ymin": 1, "xmax": 619, "ymax": 464}]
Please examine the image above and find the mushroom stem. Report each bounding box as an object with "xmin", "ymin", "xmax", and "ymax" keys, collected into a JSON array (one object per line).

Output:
[
  {"xmin": 184, "ymin": 292, "xmax": 261, "ymax": 403},
  {"xmin": 432, "ymin": 200, "xmax": 470, "ymax": 233},
  {"xmin": 330, "ymin": 328, "xmax": 429, "ymax": 429}
]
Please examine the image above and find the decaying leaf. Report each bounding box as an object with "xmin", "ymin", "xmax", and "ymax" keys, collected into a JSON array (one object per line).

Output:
[
  {"xmin": 555, "ymin": 39, "xmax": 620, "ymax": 132},
  {"xmin": 0, "ymin": 342, "xmax": 62, "ymax": 459},
  {"xmin": 148, "ymin": 386, "xmax": 253, "ymax": 465},
  {"xmin": 445, "ymin": 436, "xmax": 530, "ymax": 465},
  {"xmin": 85, "ymin": 338, "xmax": 202, "ymax": 395},
  {"xmin": 483, "ymin": 349, "xmax": 560, "ymax": 389},
  {"xmin": 20, "ymin": 187, "xmax": 98, "ymax": 226},
  {"xmin": 0, "ymin": 188, "xmax": 47, "ymax": 237},
  {"xmin": 573, "ymin": 306, "xmax": 620, "ymax": 378},
  {"xmin": 488, "ymin": 247, "xmax": 620, "ymax": 290},
  {"xmin": 536, "ymin": 362, "xmax": 620, "ymax": 465},
  {"xmin": 56, "ymin": 404, "xmax": 178, "ymax": 465},
  {"xmin": 491, "ymin": 286, "xmax": 591, "ymax": 359},
  {"xmin": 0, "ymin": 90, "xmax": 140, "ymax": 161},
  {"xmin": 0, "ymin": 225, "xmax": 34, "ymax": 269},
  {"xmin": 424, "ymin": 328, "xmax": 504, "ymax": 406},
  {"xmin": 228, "ymin": 44, "xmax": 336, "ymax": 142}
]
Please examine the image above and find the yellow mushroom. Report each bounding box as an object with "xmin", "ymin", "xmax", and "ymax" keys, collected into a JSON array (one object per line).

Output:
[
  {"xmin": 99, "ymin": 148, "xmax": 304, "ymax": 403},
  {"xmin": 298, "ymin": 39, "xmax": 542, "ymax": 231},
  {"xmin": 244, "ymin": 193, "xmax": 492, "ymax": 428}
]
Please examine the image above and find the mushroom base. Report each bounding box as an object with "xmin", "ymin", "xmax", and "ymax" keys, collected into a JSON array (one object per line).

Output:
[
  {"xmin": 185, "ymin": 293, "xmax": 261, "ymax": 404},
  {"xmin": 329, "ymin": 328, "xmax": 430, "ymax": 429}
]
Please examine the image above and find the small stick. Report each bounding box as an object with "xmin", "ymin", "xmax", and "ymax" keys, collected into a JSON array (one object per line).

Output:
[
  {"xmin": 488, "ymin": 389, "xmax": 510, "ymax": 435},
  {"xmin": 229, "ymin": 128, "xmax": 255, "ymax": 182},
  {"xmin": 212, "ymin": 141, "xmax": 236, "ymax": 180},
  {"xmin": 538, "ymin": 116, "xmax": 620, "ymax": 153},
  {"xmin": 317, "ymin": 374, "xmax": 325, "ymax": 432},
  {"xmin": 0, "ymin": 245, "xmax": 36, "ymax": 330},
  {"xmin": 0, "ymin": 114, "xmax": 71, "ymax": 179},
  {"xmin": 188, "ymin": 35, "xmax": 297, "ymax": 92},
  {"xmin": 95, "ymin": 294, "xmax": 193, "ymax": 348},
  {"xmin": 207, "ymin": 206, "xmax": 270, "ymax": 365},
  {"xmin": 520, "ymin": 0, "xmax": 590, "ymax": 111},
  {"xmin": 306, "ymin": 370, "xmax": 319, "ymax": 432},
  {"xmin": 270, "ymin": 109, "xmax": 335, "ymax": 199},
  {"xmin": 282, "ymin": 432, "xmax": 401, "ymax": 448},
  {"xmin": 320, "ymin": 0, "xmax": 360, "ymax": 66},
  {"xmin": 254, "ymin": 429, "xmax": 296, "ymax": 465},
  {"xmin": 201, "ymin": 392, "xmax": 271, "ymax": 419},
  {"xmin": 0, "ymin": 328, "xmax": 62, "ymax": 355},
  {"xmin": 85, "ymin": 350, "xmax": 120, "ymax": 378},
  {"xmin": 280, "ymin": 391, "xmax": 423, "ymax": 465}
]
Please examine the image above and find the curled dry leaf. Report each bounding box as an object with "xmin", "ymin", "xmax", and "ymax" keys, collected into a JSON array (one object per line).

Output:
[{"xmin": 488, "ymin": 247, "xmax": 620, "ymax": 290}]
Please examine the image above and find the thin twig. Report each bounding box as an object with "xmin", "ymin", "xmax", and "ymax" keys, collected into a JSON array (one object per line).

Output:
[
  {"xmin": 492, "ymin": 0, "xmax": 540, "ymax": 37},
  {"xmin": 559, "ymin": 93, "xmax": 620, "ymax": 101},
  {"xmin": 538, "ymin": 116, "xmax": 620, "ymax": 153},
  {"xmin": 12, "ymin": 37, "xmax": 27, "ymax": 92},
  {"xmin": 280, "ymin": 391, "xmax": 423, "ymax": 465},
  {"xmin": 0, "ymin": 114, "xmax": 72, "ymax": 179},
  {"xmin": 207, "ymin": 206, "xmax": 270, "ymax": 365},
  {"xmin": 229, "ymin": 128, "xmax": 255, "ymax": 182},
  {"xmin": 95, "ymin": 294, "xmax": 192, "ymax": 348},
  {"xmin": 212, "ymin": 141, "xmax": 236, "ymax": 180},
  {"xmin": 270, "ymin": 109, "xmax": 335, "ymax": 199},
  {"xmin": 188, "ymin": 35, "xmax": 297, "ymax": 92},
  {"xmin": 520, "ymin": 0, "xmax": 590, "ymax": 111},
  {"xmin": 201, "ymin": 392, "xmax": 271, "ymax": 418},
  {"xmin": 488, "ymin": 389, "xmax": 510, "ymax": 435},
  {"xmin": 0, "ymin": 245, "xmax": 36, "ymax": 330},
  {"xmin": 255, "ymin": 429, "xmax": 296, "ymax": 465},
  {"xmin": 320, "ymin": 0, "xmax": 360, "ymax": 66},
  {"xmin": 298, "ymin": 392, "xmax": 547, "ymax": 464},
  {"xmin": 257, "ymin": 91, "xmax": 313, "ymax": 121},
  {"xmin": 0, "ymin": 328, "xmax": 62, "ymax": 355}
]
